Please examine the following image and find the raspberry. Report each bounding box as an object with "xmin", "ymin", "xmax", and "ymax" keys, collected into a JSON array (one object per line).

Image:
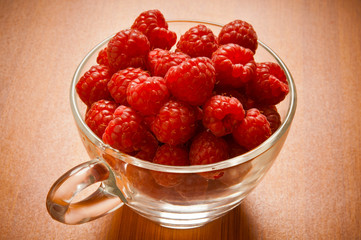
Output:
[
  {"xmin": 174, "ymin": 174, "xmax": 208, "ymax": 200},
  {"xmin": 219, "ymin": 161, "xmax": 252, "ymax": 186},
  {"xmin": 151, "ymin": 100, "xmax": 199, "ymax": 145},
  {"xmin": 213, "ymin": 86, "xmax": 244, "ymax": 99},
  {"xmin": 212, "ymin": 43, "xmax": 256, "ymax": 88},
  {"xmin": 151, "ymin": 145, "xmax": 189, "ymax": 188},
  {"xmin": 107, "ymin": 67, "xmax": 150, "ymax": 105},
  {"xmin": 142, "ymin": 115, "xmax": 156, "ymax": 130},
  {"xmin": 235, "ymin": 91, "xmax": 257, "ymax": 110},
  {"xmin": 202, "ymin": 95, "xmax": 245, "ymax": 137},
  {"xmin": 85, "ymin": 100, "xmax": 118, "ymax": 138},
  {"xmin": 258, "ymin": 105, "xmax": 281, "ymax": 133},
  {"xmin": 218, "ymin": 19, "xmax": 258, "ymax": 53},
  {"xmin": 246, "ymin": 62, "xmax": 289, "ymax": 105},
  {"xmin": 125, "ymin": 164, "xmax": 162, "ymax": 197},
  {"xmin": 213, "ymin": 86, "xmax": 256, "ymax": 110},
  {"xmin": 102, "ymin": 105, "xmax": 147, "ymax": 153},
  {"xmin": 232, "ymin": 108, "xmax": 271, "ymax": 150},
  {"xmin": 127, "ymin": 75, "xmax": 170, "ymax": 115},
  {"xmin": 148, "ymin": 48, "xmax": 168, "ymax": 60},
  {"xmin": 132, "ymin": 10, "xmax": 168, "ymax": 34},
  {"xmin": 134, "ymin": 131, "xmax": 159, "ymax": 161},
  {"xmin": 148, "ymin": 27, "xmax": 177, "ymax": 50},
  {"xmin": 189, "ymin": 131, "xmax": 229, "ymax": 179},
  {"xmin": 76, "ymin": 64, "xmax": 112, "ymax": 106},
  {"xmin": 176, "ymin": 24, "xmax": 218, "ymax": 58},
  {"xmin": 131, "ymin": 9, "xmax": 176, "ymax": 50},
  {"xmin": 220, "ymin": 135, "xmax": 252, "ymax": 186},
  {"xmin": 107, "ymin": 29, "xmax": 150, "ymax": 72},
  {"xmin": 223, "ymin": 134, "xmax": 248, "ymax": 158},
  {"xmin": 165, "ymin": 57, "xmax": 216, "ymax": 106},
  {"xmin": 147, "ymin": 49, "xmax": 190, "ymax": 77},
  {"xmin": 96, "ymin": 47, "xmax": 109, "ymax": 67}
]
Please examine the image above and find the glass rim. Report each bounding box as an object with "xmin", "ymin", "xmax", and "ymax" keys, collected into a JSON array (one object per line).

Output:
[{"xmin": 70, "ymin": 19, "xmax": 297, "ymax": 173}]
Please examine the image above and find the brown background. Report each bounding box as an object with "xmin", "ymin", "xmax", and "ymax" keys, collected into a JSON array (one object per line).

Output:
[{"xmin": 1, "ymin": 0, "xmax": 360, "ymax": 239}]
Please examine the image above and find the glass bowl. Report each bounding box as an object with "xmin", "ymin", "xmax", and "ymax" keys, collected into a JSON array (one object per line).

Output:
[{"xmin": 47, "ymin": 20, "xmax": 297, "ymax": 229}]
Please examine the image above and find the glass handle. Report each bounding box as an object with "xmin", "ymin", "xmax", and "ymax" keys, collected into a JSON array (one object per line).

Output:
[{"xmin": 46, "ymin": 158, "xmax": 124, "ymax": 224}]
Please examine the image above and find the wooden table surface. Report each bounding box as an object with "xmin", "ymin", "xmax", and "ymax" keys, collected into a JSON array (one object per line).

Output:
[{"xmin": 1, "ymin": 0, "xmax": 360, "ymax": 239}]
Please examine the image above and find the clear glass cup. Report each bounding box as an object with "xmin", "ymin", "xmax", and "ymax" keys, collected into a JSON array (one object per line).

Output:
[{"xmin": 46, "ymin": 20, "xmax": 297, "ymax": 229}]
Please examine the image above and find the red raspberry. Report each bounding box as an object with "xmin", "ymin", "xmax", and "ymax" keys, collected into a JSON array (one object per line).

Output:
[
  {"xmin": 134, "ymin": 131, "xmax": 159, "ymax": 161},
  {"xmin": 219, "ymin": 161, "xmax": 252, "ymax": 186},
  {"xmin": 147, "ymin": 49, "xmax": 190, "ymax": 77},
  {"xmin": 151, "ymin": 145, "xmax": 189, "ymax": 188},
  {"xmin": 127, "ymin": 76, "xmax": 170, "ymax": 115},
  {"xmin": 107, "ymin": 67, "xmax": 150, "ymax": 105},
  {"xmin": 132, "ymin": 9, "xmax": 168, "ymax": 35},
  {"xmin": 246, "ymin": 62, "xmax": 289, "ymax": 105},
  {"xmin": 258, "ymin": 105, "xmax": 281, "ymax": 133},
  {"xmin": 85, "ymin": 100, "xmax": 118, "ymax": 138},
  {"xmin": 235, "ymin": 91, "xmax": 257, "ymax": 110},
  {"xmin": 189, "ymin": 131, "xmax": 229, "ymax": 179},
  {"xmin": 232, "ymin": 108, "xmax": 271, "ymax": 150},
  {"xmin": 142, "ymin": 115, "xmax": 156, "ymax": 130},
  {"xmin": 102, "ymin": 105, "xmax": 147, "ymax": 153},
  {"xmin": 223, "ymin": 134, "xmax": 248, "ymax": 158},
  {"xmin": 220, "ymin": 136, "xmax": 251, "ymax": 186},
  {"xmin": 218, "ymin": 19, "xmax": 258, "ymax": 53},
  {"xmin": 148, "ymin": 27, "xmax": 177, "ymax": 50},
  {"xmin": 148, "ymin": 48, "xmax": 168, "ymax": 60},
  {"xmin": 212, "ymin": 43, "xmax": 256, "ymax": 88},
  {"xmin": 131, "ymin": 9, "xmax": 176, "ymax": 50},
  {"xmin": 107, "ymin": 29, "xmax": 150, "ymax": 72},
  {"xmin": 213, "ymin": 86, "xmax": 256, "ymax": 110},
  {"xmin": 174, "ymin": 173, "xmax": 208, "ymax": 200},
  {"xmin": 125, "ymin": 164, "xmax": 161, "ymax": 198},
  {"xmin": 176, "ymin": 24, "xmax": 218, "ymax": 58},
  {"xmin": 76, "ymin": 64, "xmax": 112, "ymax": 106},
  {"xmin": 165, "ymin": 57, "xmax": 216, "ymax": 106},
  {"xmin": 203, "ymin": 95, "xmax": 245, "ymax": 137},
  {"xmin": 96, "ymin": 47, "xmax": 109, "ymax": 67},
  {"xmin": 213, "ymin": 86, "xmax": 244, "ymax": 99},
  {"xmin": 151, "ymin": 100, "xmax": 199, "ymax": 145}
]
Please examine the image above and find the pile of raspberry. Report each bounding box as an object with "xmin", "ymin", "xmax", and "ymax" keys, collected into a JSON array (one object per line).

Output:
[{"xmin": 76, "ymin": 9, "xmax": 289, "ymax": 184}]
